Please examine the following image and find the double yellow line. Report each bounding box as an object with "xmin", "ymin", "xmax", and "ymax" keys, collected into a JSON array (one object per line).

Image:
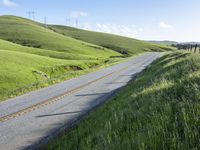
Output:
[{"xmin": 0, "ymin": 65, "xmax": 131, "ymax": 123}]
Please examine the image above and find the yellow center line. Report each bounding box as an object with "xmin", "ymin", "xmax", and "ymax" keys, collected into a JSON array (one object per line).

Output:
[{"xmin": 0, "ymin": 64, "xmax": 131, "ymax": 123}]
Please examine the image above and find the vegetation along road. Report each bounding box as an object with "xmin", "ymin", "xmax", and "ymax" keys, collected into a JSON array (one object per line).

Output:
[{"xmin": 0, "ymin": 52, "xmax": 160, "ymax": 150}]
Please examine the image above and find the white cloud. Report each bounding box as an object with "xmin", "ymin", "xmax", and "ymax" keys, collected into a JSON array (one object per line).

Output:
[
  {"xmin": 159, "ymin": 21, "xmax": 172, "ymax": 29},
  {"xmin": 81, "ymin": 23, "xmax": 92, "ymax": 30},
  {"xmin": 94, "ymin": 23, "xmax": 141, "ymax": 38},
  {"xmin": 70, "ymin": 11, "xmax": 88, "ymax": 18},
  {"xmin": 2, "ymin": 0, "xmax": 18, "ymax": 7},
  {"xmin": 79, "ymin": 22, "xmax": 143, "ymax": 38}
]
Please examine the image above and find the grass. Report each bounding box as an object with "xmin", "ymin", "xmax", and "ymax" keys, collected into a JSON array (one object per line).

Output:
[
  {"xmin": 43, "ymin": 52, "xmax": 200, "ymax": 150},
  {"xmin": 48, "ymin": 25, "xmax": 173, "ymax": 55}
]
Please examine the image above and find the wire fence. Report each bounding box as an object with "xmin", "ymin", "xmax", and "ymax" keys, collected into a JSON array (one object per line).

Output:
[{"xmin": 172, "ymin": 44, "xmax": 200, "ymax": 53}]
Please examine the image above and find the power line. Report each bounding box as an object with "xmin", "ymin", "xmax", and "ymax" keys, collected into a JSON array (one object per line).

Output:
[{"xmin": 27, "ymin": 11, "xmax": 36, "ymax": 20}]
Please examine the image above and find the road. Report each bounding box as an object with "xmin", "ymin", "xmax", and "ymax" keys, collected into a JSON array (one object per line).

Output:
[{"xmin": 0, "ymin": 52, "xmax": 160, "ymax": 150}]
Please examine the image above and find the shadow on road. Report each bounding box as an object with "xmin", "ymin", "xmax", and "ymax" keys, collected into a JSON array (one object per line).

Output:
[
  {"xmin": 75, "ymin": 93, "xmax": 108, "ymax": 97},
  {"xmin": 36, "ymin": 111, "xmax": 84, "ymax": 118},
  {"xmin": 106, "ymin": 82, "xmax": 128, "ymax": 84}
]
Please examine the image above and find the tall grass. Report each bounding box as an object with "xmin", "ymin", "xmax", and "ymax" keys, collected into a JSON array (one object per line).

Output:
[{"xmin": 44, "ymin": 52, "xmax": 200, "ymax": 150}]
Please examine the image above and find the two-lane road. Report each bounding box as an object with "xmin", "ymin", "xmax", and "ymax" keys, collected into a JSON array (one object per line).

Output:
[{"xmin": 0, "ymin": 52, "xmax": 161, "ymax": 150}]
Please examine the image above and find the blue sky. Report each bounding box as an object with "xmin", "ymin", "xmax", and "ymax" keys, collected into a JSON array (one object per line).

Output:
[{"xmin": 0, "ymin": 0, "xmax": 200, "ymax": 42}]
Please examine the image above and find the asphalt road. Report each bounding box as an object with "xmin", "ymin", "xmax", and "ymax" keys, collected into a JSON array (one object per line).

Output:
[{"xmin": 0, "ymin": 52, "xmax": 161, "ymax": 150}]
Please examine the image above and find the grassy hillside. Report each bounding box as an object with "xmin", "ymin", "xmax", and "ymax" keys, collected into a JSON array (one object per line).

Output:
[
  {"xmin": 0, "ymin": 39, "xmax": 99, "ymax": 60},
  {"xmin": 0, "ymin": 15, "xmax": 119, "ymax": 58},
  {"xmin": 148, "ymin": 40, "xmax": 178, "ymax": 46},
  {"xmin": 0, "ymin": 49, "xmax": 67, "ymax": 98},
  {"xmin": 48, "ymin": 25, "xmax": 172, "ymax": 55},
  {"xmin": 44, "ymin": 52, "xmax": 200, "ymax": 150},
  {"xmin": 0, "ymin": 47, "xmax": 117, "ymax": 101}
]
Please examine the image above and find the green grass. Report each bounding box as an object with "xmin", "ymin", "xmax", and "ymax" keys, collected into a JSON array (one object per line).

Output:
[
  {"xmin": 44, "ymin": 52, "xmax": 200, "ymax": 150},
  {"xmin": 48, "ymin": 25, "xmax": 173, "ymax": 55}
]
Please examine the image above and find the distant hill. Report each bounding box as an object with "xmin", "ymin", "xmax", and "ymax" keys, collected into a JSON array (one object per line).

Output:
[
  {"xmin": 47, "ymin": 25, "xmax": 172, "ymax": 55},
  {"xmin": 148, "ymin": 40, "xmax": 178, "ymax": 46}
]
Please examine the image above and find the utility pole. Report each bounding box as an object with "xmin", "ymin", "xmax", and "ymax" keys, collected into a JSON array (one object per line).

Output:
[
  {"xmin": 32, "ymin": 11, "xmax": 36, "ymax": 20},
  {"xmin": 27, "ymin": 11, "xmax": 36, "ymax": 20},
  {"xmin": 44, "ymin": 16, "xmax": 47, "ymax": 28},
  {"xmin": 66, "ymin": 17, "xmax": 71, "ymax": 26},
  {"xmin": 75, "ymin": 19, "xmax": 78, "ymax": 28},
  {"xmin": 27, "ymin": 11, "xmax": 32, "ymax": 19}
]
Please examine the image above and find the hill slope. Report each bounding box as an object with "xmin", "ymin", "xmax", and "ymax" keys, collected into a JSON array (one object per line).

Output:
[
  {"xmin": 0, "ymin": 39, "xmax": 103, "ymax": 60},
  {"xmin": 48, "ymin": 25, "xmax": 172, "ymax": 55},
  {"xmin": 0, "ymin": 15, "xmax": 119, "ymax": 58},
  {"xmin": 148, "ymin": 40, "xmax": 178, "ymax": 46}
]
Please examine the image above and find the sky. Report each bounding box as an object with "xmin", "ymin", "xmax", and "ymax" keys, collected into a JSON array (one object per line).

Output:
[{"xmin": 0, "ymin": 0, "xmax": 200, "ymax": 42}]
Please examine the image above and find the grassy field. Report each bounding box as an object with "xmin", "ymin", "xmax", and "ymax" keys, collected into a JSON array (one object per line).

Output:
[
  {"xmin": 44, "ymin": 52, "xmax": 200, "ymax": 150},
  {"xmin": 48, "ymin": 25, "xmax": 173, "ymax": 55}
]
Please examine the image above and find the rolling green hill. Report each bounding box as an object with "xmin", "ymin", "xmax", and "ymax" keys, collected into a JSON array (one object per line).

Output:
[
  {"xmin": 0, "ymin": 15, "xmax": 119, "ymax": 58},
  {"xmin": 0, "ymin": 39, "xmax": 105, "ymax": 60},
  {"xmin": 48, "ymin": 25, "xmax": 172, "ymax": 55}
]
